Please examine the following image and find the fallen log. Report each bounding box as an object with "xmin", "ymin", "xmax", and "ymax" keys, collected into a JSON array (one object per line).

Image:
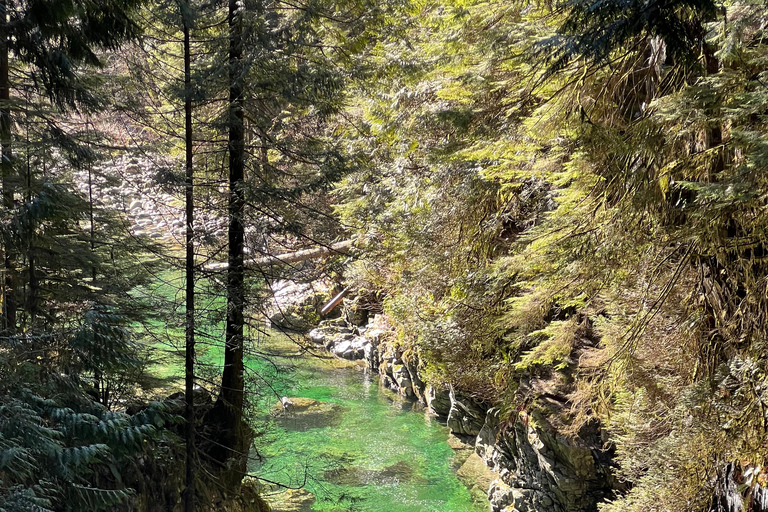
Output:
[
  {"xmin": 320, "ymin": 286, "xmax": 351, "ymax": 316},
  {"xmin": 204, "ymin": 239, "xmax": 355, "ymax": 271}
]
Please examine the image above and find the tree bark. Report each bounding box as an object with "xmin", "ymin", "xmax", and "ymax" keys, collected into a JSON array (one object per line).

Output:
[
  {"xmin": 0, "ymin": 0, "xmax": 16, "ymax": 335},
  {"xmin": 182, "ymin": 9, "xmax": 196, "ymax": 512},
  {"xmin": 210, "ymin": 0, "xmax": 247, "ymax": 485}
]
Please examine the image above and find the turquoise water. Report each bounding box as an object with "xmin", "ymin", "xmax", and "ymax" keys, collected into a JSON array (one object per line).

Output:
[{"xmin": 249, "ymin": 333, "xmax": 487, "ymax": 512}]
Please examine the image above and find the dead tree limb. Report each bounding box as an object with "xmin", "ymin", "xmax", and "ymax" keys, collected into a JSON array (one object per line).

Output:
[{"xmin": 204, "ymin": 239, "xmax": 355, "ymax": 271}]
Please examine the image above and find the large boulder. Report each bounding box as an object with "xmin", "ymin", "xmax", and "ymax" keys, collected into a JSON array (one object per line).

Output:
[
  {"xmin": 343, "ymin": 295, "xmax": 370, "ymax": 326},
  {"xmin": 308, "ymin": 328, "xmax": 326, "ymax": 345},
  {"xmin": 456, "ymin": 452, "xmax": 502, "ymax": 505},
  {"xmin": 268, "ymin": 281, "xmax": 332, "ymax": 333},
  {"xmin": 269, "ymin": 308, "xmax": 311, "ymax": 333},
  {"xmin": 488, "ymin": 479, "xmax": 515, "ymax": 512},
  {"xmin": 350, "ymin": 336, "xmax": 367, "ymax": 360},
  {"xmin": 332, "ymin": 340, "xmax": 354, "ymax": 358}
]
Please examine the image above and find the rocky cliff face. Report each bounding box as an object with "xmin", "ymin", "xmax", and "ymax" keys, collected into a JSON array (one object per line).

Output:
[{"xmin": 475, "ymin": 408, "xmax": 616, "ymax": 512}]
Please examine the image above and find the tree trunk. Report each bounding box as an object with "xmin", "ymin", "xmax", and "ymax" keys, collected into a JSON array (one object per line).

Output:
[
  {"xmin": 203, "ymin": 239, "xmax": 355, "ymax": 271},
  {"xmin": 183, "ymin": 10, "xmax": 196, "ymax": 512},
  {"xmin": 209, "ymin": 0, "xmax": 247, "ymax": 489},
  {"xmin": 24, "ymin": 106, "xmax": 35, "ymax": 328},
  {"xmin": 0, "ymin": 0, "xmax": 16, "ymax": 335}
]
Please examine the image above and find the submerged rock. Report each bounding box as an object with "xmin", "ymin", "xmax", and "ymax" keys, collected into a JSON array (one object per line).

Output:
[
  {"xmin": 323, "ymin": 460, "xmax": 424, "ymax": 486},
  {"xmin": 271, "ymin": 397, "xmax": 346, "ymax": 432},
  {"xmin": 457, "ymin": 452, "xmax": 501, "ymax": 506},
  {"xmin": 269, "ymin": 488, "xmax": 315, "ymax": 512},
  {"xmin": 447, "ymin": 433, "xmax": 475, "ymax": 472}
]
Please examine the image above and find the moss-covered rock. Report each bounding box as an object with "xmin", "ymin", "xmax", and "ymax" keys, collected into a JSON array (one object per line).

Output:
[
  {"xmin": 271, "ymin": 397, "xmax": 347, "ymax": 431},
  {"xmin": 323, "ymin": 460, "xmax": 425, "ymax": 486}
]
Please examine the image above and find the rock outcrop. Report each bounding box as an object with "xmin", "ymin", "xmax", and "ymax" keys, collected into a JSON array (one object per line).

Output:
[
  {"xmin": 476, "ymin": 408, "xmax": 616, "ymax": 512},
  {"xmin": 447, "ymin": 387, "xmax": 487, "ymax": 437},
  {"xmin": 426, "ymin": 384, "xmax": 451, "ymax": 418},
  {"xmin": 268, "ymin": 281, "xmax": 333, "ymax": 333},
  {"xmin": 306, "ymin": 314, "xmax": 386, "ymax": 367}
]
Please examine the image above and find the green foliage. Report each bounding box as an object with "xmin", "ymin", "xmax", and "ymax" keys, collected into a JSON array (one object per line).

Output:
[
  {"xmin": 334, "ymin": 0, "xmax": 552, "ymax": 400},
  {"xmin": 7, "ymin": 0, "xmax": 143, "ymax": 108},
  {"xmin": 514, "ymin": 320, "xmax": 578, "ymax": 372},
  {"xmin": 336, "ymin": 0, "xmax": 768, "ymax": 510},
  {"xmin": 540, "ymin": 0, "xmax": 717, "ymax": 72},
  {"xmin": 0, "ymin": 383, "xmax": 161, "ymax": 511},
  {"xmin": 0, "ymin": 3, "xmax": 188, "ymax": 510},
  {"xmin": 9, "ymin": 0, "xmax": 768, "ymax": 509}
]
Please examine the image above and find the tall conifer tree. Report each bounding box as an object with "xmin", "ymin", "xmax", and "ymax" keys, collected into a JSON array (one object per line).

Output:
[{"xmin": 181, "ymin": 1, "xmax": 197, "ymax": 509}]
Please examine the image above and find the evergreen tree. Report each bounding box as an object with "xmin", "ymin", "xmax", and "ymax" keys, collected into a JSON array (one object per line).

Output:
[
  {"xmin": 207, "ymin": 0, "xmax": 248, "ymax": 489},
  {"xmin": 181, "ymin": 2, "xmax": 197, "ymax": 510},
  {"xmin": 0, "ymin": 2, "xmax": 183, "ymax": 510},
  {"xmin": 181, "ymin": 0, "xmax": 392, "ymax": 486},
  {"xmin": 0, "ymin": 0, "xmax": 144, "ymax": 331}
]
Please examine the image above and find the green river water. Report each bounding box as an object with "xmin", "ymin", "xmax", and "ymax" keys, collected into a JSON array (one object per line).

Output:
[
  {"xmin": 140, "ymin": 273, "xmax": 486, "ymax": 511},
  {"xmin": 249, "ymin": 332, "xmax": 488, "ymax": 512}
]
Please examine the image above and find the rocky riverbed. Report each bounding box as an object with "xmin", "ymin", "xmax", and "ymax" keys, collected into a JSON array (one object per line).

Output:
[{"xmin": 75, "ymin": 154, "xmax": 226, "ymax": 244}]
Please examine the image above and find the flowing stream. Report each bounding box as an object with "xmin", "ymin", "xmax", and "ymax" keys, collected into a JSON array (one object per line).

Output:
[{"xmin": 249, "ymin": 331, "xmax": 488, "ymax": 512}]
